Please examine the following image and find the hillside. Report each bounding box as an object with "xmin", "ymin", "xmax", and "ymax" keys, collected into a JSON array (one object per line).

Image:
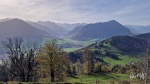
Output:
[
  {"xmin": 0, "ymin": 18, "xmax": 48, "ymax": 41},
  {"xmin": 71, "ymin": 20, "xmax": 132, "ymax": 40},
  {"xmin": 69, "ymin": 35, "xmax": 147, "ymax": 64},
  {"xmin": 109, "ymin": 36, "xmax": 147, "ymax": 53},
  {"xmin": 135, "ymin": 32, "xmax": 150, "ymax": 40}
]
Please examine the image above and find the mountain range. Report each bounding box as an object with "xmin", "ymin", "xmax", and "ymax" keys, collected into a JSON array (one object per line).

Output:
[
  {"xmin": 1, "ymin": 18, "xmax": 150, "ymax": 64},
  {"xmin": 1, "ymin": 18, "xmax": 150, "ymax": 43},
  {"xmin": 0, "ymin": 18, "xmax": 71, "ymax": 42}
]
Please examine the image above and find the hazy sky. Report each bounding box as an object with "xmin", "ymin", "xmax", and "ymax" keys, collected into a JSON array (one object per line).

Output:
[{"xmin": 0, "ymin": 0, "xmax": 150, "ymax": 25}]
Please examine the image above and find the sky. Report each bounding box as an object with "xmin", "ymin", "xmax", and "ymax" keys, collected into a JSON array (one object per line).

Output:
[{"xmin": 0, "ymin": 0, "xmax": 150, "ymax": 25}]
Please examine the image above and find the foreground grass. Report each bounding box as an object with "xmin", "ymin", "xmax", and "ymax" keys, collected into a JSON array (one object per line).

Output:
[
  {"xmin": 3, "ymin": 73, "xmax": 139, "ymax": 84},
  {"xmin": 65, "ymin": 73, "xmax": 138, "ymax": 84}
]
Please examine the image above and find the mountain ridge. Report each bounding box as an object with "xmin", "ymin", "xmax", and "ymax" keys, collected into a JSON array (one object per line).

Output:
[
  {"xmin": 126, "ymin": 25, "xmax": 150, "ymax": 34},
  {"xmin": 37, "ymin": 21, "xmax": 68, "ymax": 37},
  {"xmin": 0, "ymin": 18, "xmax": 48, "ymax": 41},
  {"xmin": 69, "ymin": 20, "xmax": 132, "ymax": 40}
]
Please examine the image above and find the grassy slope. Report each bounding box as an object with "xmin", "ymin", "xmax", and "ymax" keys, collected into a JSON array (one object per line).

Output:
[
  {"xmin": 66, "ymin": 41, "xmax": 140, "ymax": 84},
  {"xmin": 65, "ymin": 73, "xmax": 138, "ymax": 84},
  {"xmin": 103, "ymin": 54, "xmax": 138, "ymax": 66},
  {"xmin": 89, "ymin": 41, "xmax": 140, "ymax": 66},
  {"xmin": 6, "ymin": 73, "xmax": 138, "ymax": 84},
  {"xmin": 103, "ymin": 43, "xmax": 138, "ymax": 65}
]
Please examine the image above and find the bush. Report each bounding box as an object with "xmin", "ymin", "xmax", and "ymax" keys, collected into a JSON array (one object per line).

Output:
[
  {"xmin": 0, "ymin": 81, "xmax": 4, "ymax": 84},
  {"xmin": 112, "ymin": 64, "xmax": 122, "ymax": 73},
  {"xmin": 118, "ymin": 80, "xmax": 130, "ymax": 84},
  {"xmin": 74, "ymin": 83, "xmax": 84, "ymax": 84},
  {"xmin": 94, "ymin": 62, "xmax": 102, "ymax": 73},
  {"xmin": 18, "ymin": 82, "xmax": 23, "ymax": 84},
  {"xmin": 109, "ymin": 80, "xmax": 114, "ymax": 84},
  {"xmin": 101, "ymin": 65, "xmax": 109, "ymax": 72}
]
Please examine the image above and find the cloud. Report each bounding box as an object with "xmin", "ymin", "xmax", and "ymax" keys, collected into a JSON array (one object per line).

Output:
[{"xmin": 0, "ymin": 0, "xmax": 150, "ymax": 25}]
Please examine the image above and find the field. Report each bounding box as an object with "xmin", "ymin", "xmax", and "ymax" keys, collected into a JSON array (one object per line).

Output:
[
  {"xmin": 103, "ymin": 54, "xmax": 139, "ymax": 66},
  {"xmin": 65, "ymin": 73, "xmax": 138, "ymax": 84},
  {"xmin": 89, "ymin": 41, "xmax": 140, "ymax": 66},
  {"xmin": 4, "ymin": 73, "xmax": 138, "ymax": 84}
]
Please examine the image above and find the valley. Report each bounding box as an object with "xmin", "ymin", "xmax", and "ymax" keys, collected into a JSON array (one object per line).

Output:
[
  {"xmin": 0, "ymin": 0, "xmax": 150, "ymax": 83},
  {"xmin": 0, "ymin": 18, "xmax": 150, "ymax": 84}
]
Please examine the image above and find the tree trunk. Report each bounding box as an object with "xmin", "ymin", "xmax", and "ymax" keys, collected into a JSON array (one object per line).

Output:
[
  {"xmin": 26, "ymin": 75, "xmax": 30, "ymax": 82},
  {"xmin": 51, "ymin": 69, "xmax": 55, "ymax": 82},
  {"xmin": 21, "ymin": 76, "xmax": 26, "ymax": 82}
]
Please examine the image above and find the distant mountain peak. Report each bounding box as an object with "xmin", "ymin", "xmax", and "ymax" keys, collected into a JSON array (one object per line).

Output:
[
  {"xmin": 70, "ymin": 20, "xmax": 132, "ymax": 40},
  {"xmin": 5, "ymin": 18, "xmax": 26, "ymax": 23},
  {"xmin": 107, "ymin": 20, "xmax": 120, "ymax": 24},
  {"xmin": 0, "ymin": 18, "xmax": 13, "ymax": 22},
  {"xmin": 109, "ymin": 20, "xmax": 118, "ymax": 22},
  {"xmin": 0, "ymin": 18, "xmax": 48, "ymax": 41},
  {"xmin": 95, "ymin": 20, "xmax": 119, "ymax": 25}
]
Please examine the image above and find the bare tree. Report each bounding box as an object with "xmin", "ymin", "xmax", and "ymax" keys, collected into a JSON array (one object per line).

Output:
[
  {"xmin": 1, "ymin": 37, "xmax": 38, "ymax": 82},
  {"xmin": 0, "ymin": 62, "xmax": 9, "ymax": 82},
  {"xmin": 135, "ymin": 40, "xmax": 150, "ymax": 84},
  {"xmin": 145, "ymin": 40, "xmax": 150, "ymax": 84},
  {"xmin": 82, "ymin": 49, "xmax": 94, "ymax": 74}
]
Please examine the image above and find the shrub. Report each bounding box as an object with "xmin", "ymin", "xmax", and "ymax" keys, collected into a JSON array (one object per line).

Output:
[
  {"xmin": 112, "ymin": 64, "xmax": 122, "ymax": 73},
  {"xmin": 101, "ymin": 65, "xmax": 109, "ymax": 72},
  {"xmin": 118, "ymin": 80, "xmax": 130, "ymax": 84},
  {"xmin": 109, "ymin": 80, "xmax": 114, "ymax": 84},
  {"xmin": 94, "ymin": 62, "xmax": 102, "ymax": 73},
  {"xmin": 0, "ymin": 81, "xmax": 4, "ymax": 84}
]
